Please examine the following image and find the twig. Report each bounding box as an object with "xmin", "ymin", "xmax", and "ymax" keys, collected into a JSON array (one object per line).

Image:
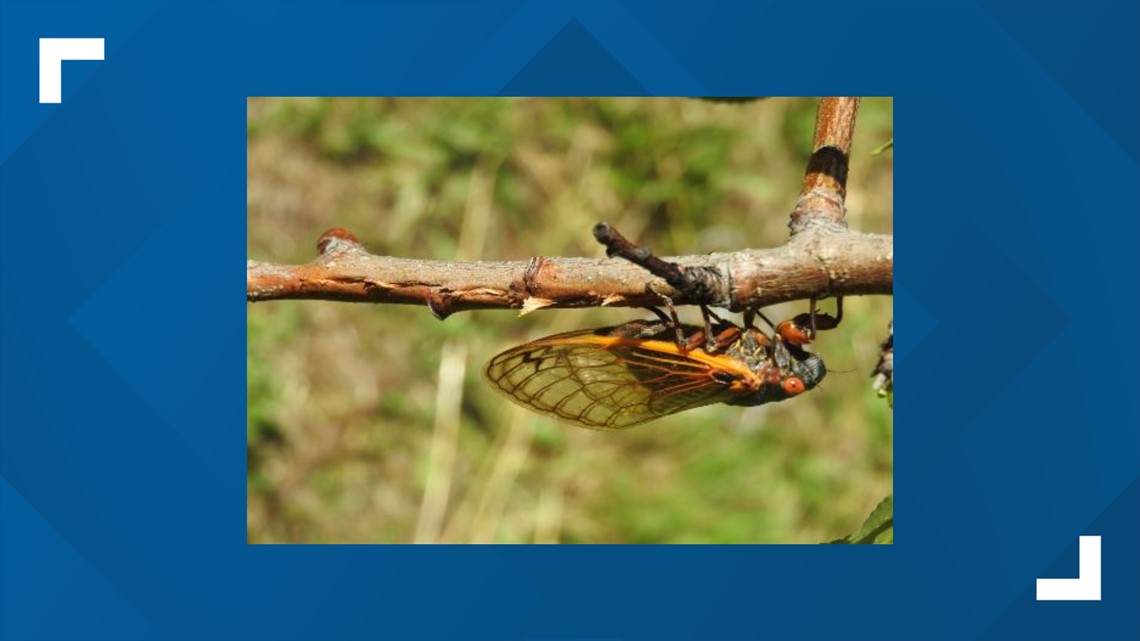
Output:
[
  {"xmin": 790, "ymin": 97, "xmax": 860, "ymax": 234},
  {"xmin": 592, "ymin": 222, "xmax": 721, "ymax": 303}
]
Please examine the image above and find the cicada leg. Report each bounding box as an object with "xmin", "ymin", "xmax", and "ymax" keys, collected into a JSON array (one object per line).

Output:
[
  {"xmin": 775, "ymin": 297, "xmax": 843, "ymax": 346},
  {"xmin": 644, "ymin": 284, "xmax": 690, "ymax": 348},
  {"xmin": 645, "ymin": 284, "xmax": 721, "ymax": 352},
  {"xmin": 643, "ymin": 285, "xmax": 739, "ymax": 355},
  {"xmin": 699, "ymin": 305, "xmax": 740, "ymax": 353}
]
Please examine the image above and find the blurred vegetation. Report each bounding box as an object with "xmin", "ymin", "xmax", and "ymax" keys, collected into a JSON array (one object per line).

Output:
[{"xmin": 247, "ymin": 97, "xmax": 893, "ymax": 544}]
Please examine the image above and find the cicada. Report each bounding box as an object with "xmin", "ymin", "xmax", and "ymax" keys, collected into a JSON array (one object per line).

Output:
[{"xmin": 485, "ymin": 308, "xmax": 831, "ymax": 430}]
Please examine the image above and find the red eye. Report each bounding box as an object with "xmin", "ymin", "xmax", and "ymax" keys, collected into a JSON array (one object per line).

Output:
[{"xmin": 782, "ymin": 377, "xmax": 806, "ymax": 395}]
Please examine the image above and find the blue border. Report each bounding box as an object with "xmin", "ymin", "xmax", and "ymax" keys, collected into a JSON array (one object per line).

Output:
[{"xmin": 2, "ymin": 2, "xmax": 1138, "ymax": 639}]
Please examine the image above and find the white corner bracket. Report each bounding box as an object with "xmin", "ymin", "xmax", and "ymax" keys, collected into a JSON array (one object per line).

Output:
[
  {"xmin": 1036, "ymin": 535, "xmax": 1101, "ymax": 601},
  {"xmin": 39, "ymin": 38, "xmax": 105, "ymax": 104}
]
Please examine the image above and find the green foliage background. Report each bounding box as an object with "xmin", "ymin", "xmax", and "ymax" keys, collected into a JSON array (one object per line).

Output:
[{"xmin": 247, "ymin": 97, "xmax": 893, "ymax": 543}]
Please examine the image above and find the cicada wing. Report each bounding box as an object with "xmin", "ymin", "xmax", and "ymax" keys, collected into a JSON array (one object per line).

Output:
[
  {"xmin": 619, "ymin": 342, "xmax": 738, "ymax": 417},
  {"xmin": 485, "ymin": 331, "xmax": 655, "ymax": 429},
  {"xmin": 485, "ymin": 329, "xmax": 733, "ymax": 430}
]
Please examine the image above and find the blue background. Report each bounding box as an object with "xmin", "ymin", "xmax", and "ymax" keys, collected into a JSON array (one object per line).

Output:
[{"xmin": 1, "ymin": 1, "xmax": 1137, "ymax": 640}]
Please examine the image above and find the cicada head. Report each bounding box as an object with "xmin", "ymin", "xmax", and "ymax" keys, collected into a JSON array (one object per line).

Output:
[
  {"xmin": 722, "ymin": 329, "xmax": 826, "ymax": 407},
  {"xmin": 784, "ymin": 343, "xmax": 827, "ymax": 391}
]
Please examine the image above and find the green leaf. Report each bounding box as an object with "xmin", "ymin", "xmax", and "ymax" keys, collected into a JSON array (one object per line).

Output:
[{"xmin": 827, "ymin": 495, "xmax": 893, "ymax": 544}]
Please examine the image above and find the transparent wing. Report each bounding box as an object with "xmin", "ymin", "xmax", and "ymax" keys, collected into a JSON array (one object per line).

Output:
[{"xmin": 485, "ymin": 329, "xmax": 734, "ymax": 430}]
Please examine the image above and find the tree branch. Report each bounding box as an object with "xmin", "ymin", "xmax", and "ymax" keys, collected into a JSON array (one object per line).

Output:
[
  {"xmin": 246, "ymin": 98, "xmax": 891, "ymax": 318},
  {"xmin": 247, "ymin": 226, "xmax": 892, "ymax": 319}
]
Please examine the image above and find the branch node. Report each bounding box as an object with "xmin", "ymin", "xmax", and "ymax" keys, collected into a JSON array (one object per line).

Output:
[
  {"xmin": 789, "ymin": 188, "xmax": 849, "ymax": 235},
  {"xmin": 521, "ymin": 256, "xmax": 547, "ymax": 297},
  {"xmin": 426, "ymin": 290, "xmax": 457, "ymax": 320},
  {"xmin": 317, "ymin": 228, "xmax": 363, "ymax": 256}
]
